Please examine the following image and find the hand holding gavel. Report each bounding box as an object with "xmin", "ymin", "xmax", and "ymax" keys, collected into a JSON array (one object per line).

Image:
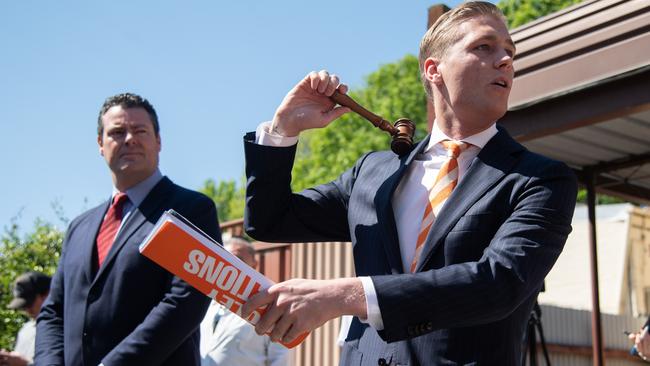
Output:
[{"xmin": 329, "ymin": 90, "xmax": 415, "ymax": 155}]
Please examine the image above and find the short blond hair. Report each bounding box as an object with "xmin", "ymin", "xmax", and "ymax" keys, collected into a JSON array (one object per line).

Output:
[{"xmin": 419, "ymin": 1, "xmax": 507, "ymax": 98}]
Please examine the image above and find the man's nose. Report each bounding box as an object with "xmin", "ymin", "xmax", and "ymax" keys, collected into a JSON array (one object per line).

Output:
[
  {"xmin": 124, "ymin": 131, "xmax": 137, "ymax": 144},
  {"xmin": 495, "ymin": 49, "xmax": 513, "ymax": 70}
]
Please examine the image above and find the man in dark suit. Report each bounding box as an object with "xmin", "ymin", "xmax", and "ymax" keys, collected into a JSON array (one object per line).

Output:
[
  {"xmin": 242, "ymin": 2, "xmax": 577, "ymax": 365},
  {"xmin": 35, "ymin": 93, "xmax": 221, "ymax": 366}
]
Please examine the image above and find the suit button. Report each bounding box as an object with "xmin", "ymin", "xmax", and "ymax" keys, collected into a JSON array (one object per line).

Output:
[{"xmin": 378, "ymin": 358, "xmax": 388, "ymax": 366}]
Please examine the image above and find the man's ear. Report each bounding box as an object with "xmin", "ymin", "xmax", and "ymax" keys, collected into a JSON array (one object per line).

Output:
[
  {"xmin": 424, "ymin": 57, "xmax": 443, "ymax": 85},
  {"xmin": 98, "ymin": 134, "xmax": 104, "ymax": 156}
]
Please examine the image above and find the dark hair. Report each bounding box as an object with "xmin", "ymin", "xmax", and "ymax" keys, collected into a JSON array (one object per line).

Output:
[{"xmin": 97, "ymin": 93, "xmax": 159, "ymax": 137}]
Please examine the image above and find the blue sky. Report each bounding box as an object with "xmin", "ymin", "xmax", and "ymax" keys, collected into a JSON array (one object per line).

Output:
[{"xmin": 0, "ymin": 0, "xmax": 470, "ymax": 233}]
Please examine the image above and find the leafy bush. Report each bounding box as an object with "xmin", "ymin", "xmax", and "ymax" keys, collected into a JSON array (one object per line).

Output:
[{"xmin": 0, "ymin": 219, "xmax": 64, "ymax": 350}]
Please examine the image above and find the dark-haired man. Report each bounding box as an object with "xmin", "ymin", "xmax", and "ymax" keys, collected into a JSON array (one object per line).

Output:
[
  {"xmin": 242, "ymin": 1, "xmax": 577, "ymax": 364},
  {"xmin": 36, "ymin": 93, "xmax": 221, "ymax": 366}
]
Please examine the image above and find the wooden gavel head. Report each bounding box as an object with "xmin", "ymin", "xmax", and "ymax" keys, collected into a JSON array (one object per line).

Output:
[
  {"xmin": 329, "ymin": 91, "xmax": 416, "ymax": 155},
  {"xmin": 391, "ymin": 118, "xmax": 416, "ymax": 156}
]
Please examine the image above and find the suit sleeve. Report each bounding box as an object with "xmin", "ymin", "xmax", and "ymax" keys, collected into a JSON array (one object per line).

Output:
[
  {"xmin": 244, "ymin": 132, "xmax": 359, "ymax": 243},
  {"xmin": 372, "ymin": 161, "xmax": 577, "ymax": 342},
  {"xmin": 35, "ymin": 221, "xmax": 76, "ymax": 366},
  {"xmin": 101, "ymin": 195, "xmax": 221, "ymax": 365}
]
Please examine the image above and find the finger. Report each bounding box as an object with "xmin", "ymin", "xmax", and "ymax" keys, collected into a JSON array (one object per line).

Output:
[
  {"xmin": 324, "ymin": 74, "xmax": 340, "ymax": 96},
  {"xmin": 317, "ymin": 70, "xmax": 330, "ymax": 94},
  {"xmin": 241, "ymin": 289, "xmax": 274, "ymax": 319},
  {"xmin": 338, "ymin": 83, "xmax": 349, "ymax": 95},
  {"xmin": 254, "ymin": 299, "xmax": 284, "ymax": 336},
  {"xmin": 323, "ymin": 106, "xmax": 350, "ymax": 123},
  {"xmin": 308, "ymin": 71, "xmax": 320, "ymax": 92},
  {"xmin": 269, "ymin": 313, "xmax": 294, "ymax": 343},
  {"xmin": 336, "ymin": 83, "xmax": 349, "ymax": 94},
  {"xmin": 283, "ymin": 323, "xmax": 304, "ymax": 345}
]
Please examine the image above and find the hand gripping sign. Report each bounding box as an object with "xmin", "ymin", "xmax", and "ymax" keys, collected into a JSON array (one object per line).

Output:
[{"xmin": 139, "ymin": 210, "xmax": 308, "ymax": 348}]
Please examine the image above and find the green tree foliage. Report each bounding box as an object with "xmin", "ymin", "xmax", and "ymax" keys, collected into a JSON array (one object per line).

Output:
[
  {"xmin": 576, "ymin": 189, "xmax": 625, "ymax": 204},
  {"xmin": 291, "ymin": 55, "xmax": 428, "ymax": 191},
  {"xmin": 200, "ymin": 178, "xmax": 245, "ymax": 222},
  {"xmin": 0, "ymin": 220, "xmax": 64, "ymax": 350},
  {"xmin": 498, "ymin": 0, "xmax": 583, "ymax": 28}
]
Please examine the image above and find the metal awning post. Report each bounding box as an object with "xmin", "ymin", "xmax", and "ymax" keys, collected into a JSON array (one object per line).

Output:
[{"xmin": 586, "ymin": 169, "xmax": 605, "ymax": 366}]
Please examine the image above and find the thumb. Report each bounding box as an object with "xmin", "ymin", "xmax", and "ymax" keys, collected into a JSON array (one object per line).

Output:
[{"xmin": 323, "ymin": 106, "xmax": 351, "ymax": 124}]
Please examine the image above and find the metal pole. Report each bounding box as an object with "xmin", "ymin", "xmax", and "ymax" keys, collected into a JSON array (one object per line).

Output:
[{"xmin": 586, "ymin": 170, "xmax": 605, "ymax": 366}]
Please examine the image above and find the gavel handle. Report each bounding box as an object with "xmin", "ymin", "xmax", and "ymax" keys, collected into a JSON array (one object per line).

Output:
[{"xmin": 330, "ymin": 91, "xmax": 397, "ymax": 135}]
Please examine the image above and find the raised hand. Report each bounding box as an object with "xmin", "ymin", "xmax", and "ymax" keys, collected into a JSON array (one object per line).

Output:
[{"xmin": 270, "ymin": 70, "xmax": 350, "ymax": 137}]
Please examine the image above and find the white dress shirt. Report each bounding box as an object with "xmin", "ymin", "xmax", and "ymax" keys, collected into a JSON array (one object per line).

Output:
[
  {"xmin": 200, "ymin": 301, "xmax": 290, "ymax": 366},
  {"xmin": 110, "ymin": 169, "xmax": 164, "ymax": 227},
  {"xmin": 255, "ymin": 121, "xmax": 497, "ymax": 330}
]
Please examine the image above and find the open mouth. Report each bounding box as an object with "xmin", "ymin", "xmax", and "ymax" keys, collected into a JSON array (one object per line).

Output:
[{"xmin": 492, "ymin": 80, "xmax": 509, "ymax": 88}]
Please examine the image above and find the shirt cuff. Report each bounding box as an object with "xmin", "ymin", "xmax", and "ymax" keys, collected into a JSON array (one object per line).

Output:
[
  {"xmin": 358, "ymin": 276, "xmax": 384, "ymax": 330},
  {"xmin": 256, "ymin": 121, "xmax": 299, "ymax": 147}
]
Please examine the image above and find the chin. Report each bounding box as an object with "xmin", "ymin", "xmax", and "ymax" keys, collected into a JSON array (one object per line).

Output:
[{"xmin": 489, "ymin": 104, "xmax": 508, "ymax": 121}]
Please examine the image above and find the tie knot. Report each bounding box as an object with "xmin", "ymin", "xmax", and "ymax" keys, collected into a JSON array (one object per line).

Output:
[
  {"xmin": 440, "ymin": 140, "xmax": 468, "ymax": 158},
  {"xmin": 112, "ymin": 193, "xmax": 128, "ymax": 208}
]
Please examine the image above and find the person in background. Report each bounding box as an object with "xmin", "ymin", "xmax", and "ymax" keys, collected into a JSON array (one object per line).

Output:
[
  {"xmin": 1, "ymin": 271, "xmax": 51, "ymax": 366},
  {"xmin": 629, "ymin": 320, "xmax": 650, "ymax": 362},
  {"xmin": 200, "ymin": 236, "xmax": 290, "ymax": 366}
]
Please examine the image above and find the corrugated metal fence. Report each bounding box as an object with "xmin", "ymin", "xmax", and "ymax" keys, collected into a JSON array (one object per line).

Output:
[
  {"xmin": 529, "ymin": 305, "xmax": 646, "ymax": 365},
  {"xmin": 291, "ymin": 242, "xmax": 354, "ymax": 366}
]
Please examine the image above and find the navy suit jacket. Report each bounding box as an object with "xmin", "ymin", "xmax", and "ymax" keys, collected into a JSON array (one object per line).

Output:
[
  {"xmin": 35, "ymin": 177, "xmax": 221, "ymax": 366},
  {"xmin": 244, "ymin": 129, "xmax": 577, "ymax": 365}
]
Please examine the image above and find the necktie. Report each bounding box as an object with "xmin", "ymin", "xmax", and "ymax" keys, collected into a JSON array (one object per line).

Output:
[
  {"xmin": 96, "ymin": 193, "xmax": 128, "ymax": 267},
  {"xmin": 410, "ymin": 141, "xmax": 469, "ymax": 272}
]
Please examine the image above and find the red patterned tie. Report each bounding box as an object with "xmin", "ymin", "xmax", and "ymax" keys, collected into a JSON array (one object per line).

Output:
[
  {"xmin": 96, "ymin": 193, "xmax": 128, "ymax": 267},
  {"xmin": 410, "ymin": 141, "xmax": 469, "ymax": 272}
]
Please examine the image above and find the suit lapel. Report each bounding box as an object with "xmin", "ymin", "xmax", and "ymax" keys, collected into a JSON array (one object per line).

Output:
[
  {"xmin": 375, "ymin": 137, "xmax": 430, "ymax": 274},
  {"xmin": 414, "ymin": 129, "xmax": 524, "ymax": 272},
  {"xmin": 82, "ymin": 202, "xmax": 110, "ymax": 284},
  {"xmin": 93, "ymin": 177, "xmax": 175, "ymax": 282}
]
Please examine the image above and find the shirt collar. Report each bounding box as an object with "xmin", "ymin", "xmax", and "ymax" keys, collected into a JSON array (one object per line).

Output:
[
  {"xmin": 424, "ymin": 120, "xmax": 498, "ymax": 153},
  {"xmin": 111, "ymin": 169, "xmax": 164, "ymax": 207}
]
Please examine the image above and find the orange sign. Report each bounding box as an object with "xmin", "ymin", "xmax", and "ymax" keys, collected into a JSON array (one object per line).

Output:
[{"xmin": 139, "ymin": 210, "xmax": 308, "ymax": 348}]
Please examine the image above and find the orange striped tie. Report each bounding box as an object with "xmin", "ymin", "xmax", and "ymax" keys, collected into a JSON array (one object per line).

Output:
[{"xmin": 410, "ymin": 141, "xmax": 469, "ymax": 272}]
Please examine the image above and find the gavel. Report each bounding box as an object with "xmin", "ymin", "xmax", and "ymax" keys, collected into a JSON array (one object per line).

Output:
[{"xmin": 329, "ymin": 90, "xmax": 415, "ymax": 155}]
